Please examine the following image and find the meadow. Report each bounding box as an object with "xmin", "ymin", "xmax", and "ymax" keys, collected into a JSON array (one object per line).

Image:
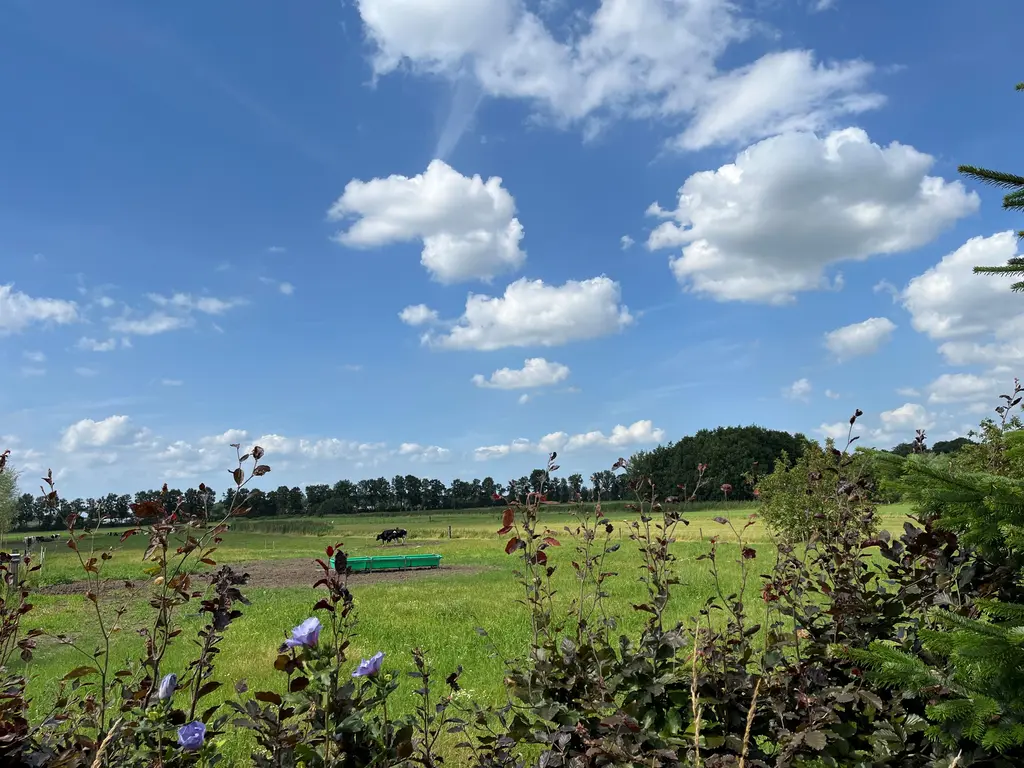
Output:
[{"xmin": 15, "ymin": 501, "xmax": 914, "ymax": 765}]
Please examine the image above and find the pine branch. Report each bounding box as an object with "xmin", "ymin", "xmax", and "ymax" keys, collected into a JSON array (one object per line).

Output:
[
  {"xmin": 958, "ymin": 165, "xmax": 1024, "ymax": 190},
  {"xmin": 974, "ymin": 265, "xmax": 1024, "ymax": 278},
  {"xmin": 1005, "ymin": 189, "xmax": 1024, "ymax": 211}
]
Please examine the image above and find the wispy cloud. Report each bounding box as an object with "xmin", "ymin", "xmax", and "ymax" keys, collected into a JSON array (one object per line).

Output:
[{"xmin": 434, "ymin": 73, "xmax": 486, "ymax": 161}]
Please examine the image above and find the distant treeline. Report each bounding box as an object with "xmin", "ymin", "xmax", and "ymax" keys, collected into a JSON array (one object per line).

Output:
[{"xmin": 5, "ymin": 426, "xmax": 975, "ymax": 530}]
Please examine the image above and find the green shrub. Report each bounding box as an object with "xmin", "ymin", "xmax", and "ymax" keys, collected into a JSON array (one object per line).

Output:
[{"xmin": 756, "ymin": 417, "xmax": 878, "ymax": 543}]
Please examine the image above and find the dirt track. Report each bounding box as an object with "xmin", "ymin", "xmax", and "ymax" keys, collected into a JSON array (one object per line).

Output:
[{"xmin": 36, "ymin": 560, "xmax": 489, "ymax": 596}]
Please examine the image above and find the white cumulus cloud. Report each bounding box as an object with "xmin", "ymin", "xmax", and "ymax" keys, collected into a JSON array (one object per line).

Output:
[
  {"xmin": 783, "ymin": 378, "xmax": 812, "ymax": 401},
  {"xmin": 329, "ymin": 159, "xmax": 525, "ymax": 284},
  {"xmin": 880, "ymin": 403, "xmax": 931, "ymax": 430},
  {"xmin": 647, "ymin": 128, "xmax": 978, "ymax": 303},
  {"xmin": 474, "ymin": 419, "xmax": 663, "ymax": 460},
  {"xmin": 824, "ymin": 317, "xmax": 897, "ymax": 360},
  {"xmin": 60, "ymin": 415, "xmax": 136, "ymax": 452},
  {"xmin": 472, "ymin": 357, "xmax": 570, "ymax": 389},
  {"xmin": 816, "ymin": 419, "xmax": 861, "ymax": 441},
  {"xmin": 926, "ymin": 373, "xmax": 1000, "ymax": 404},
  {"xmin": 418, "ymin": 276, "xmax": 633, "ymax": 351},
  {"xmin": 902, "ymin": 231, "xmax": 1024, "ymax": 365},
  {"xmin": 397, "ymin": 443, "xmax": 452, "ymax": 462},
  {"xmin": 355, "ymin": 0, "xmax": 883, "ymax": 151},
  {"xmin": 399, "ymin": 304, "xmax": 440, "ymax": 326},
  {"xmin": 0, "ymin": 284, "xmax": 78, "ymax": 334}
]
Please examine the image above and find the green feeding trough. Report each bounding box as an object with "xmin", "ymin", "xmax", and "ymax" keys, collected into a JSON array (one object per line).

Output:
[{"xmin": 331, "ymin": 553, "xmax": 442, "ymax": 572}]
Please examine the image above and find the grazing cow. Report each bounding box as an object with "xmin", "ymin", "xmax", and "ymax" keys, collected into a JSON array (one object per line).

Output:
[{"xmin": 375, "ymin": 528, "xmax": 408, "ymax": 546}]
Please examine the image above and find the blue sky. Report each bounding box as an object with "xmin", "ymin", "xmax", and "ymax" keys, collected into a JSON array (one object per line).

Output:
[{"xmin": 1, "ymin": 0, "xmax": 1022, "ymax": 498}]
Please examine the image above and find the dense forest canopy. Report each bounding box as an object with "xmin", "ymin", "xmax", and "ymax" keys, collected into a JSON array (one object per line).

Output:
[
  {"xmin": 627, "ymin": 425, "xmax": 813, "ymax": 502},
  {"xmin": 1, "ymin": 424, "xmax": 974, "ymax": 530}
]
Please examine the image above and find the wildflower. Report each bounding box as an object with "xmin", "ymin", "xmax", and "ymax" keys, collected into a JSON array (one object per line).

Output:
[
  {"xmin": 177, "ymin": 721, "xmax": 206, "ymax": 751},
  {"xmin": 352, "ymin": 651, "xmax": 385, "ymax": 678},
  {"xmin": 157, "ymin": 673, "xmax": 177, "ymax": 701},
  {"xmin": 284, "ymin": 617, "xmax": 321, "ymax": 649}
]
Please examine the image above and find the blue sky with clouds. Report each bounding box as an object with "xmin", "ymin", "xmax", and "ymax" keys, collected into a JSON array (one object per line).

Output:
[{"xmin": 1, "ymin": 0, "xmax": 1022, "ymax": 497}]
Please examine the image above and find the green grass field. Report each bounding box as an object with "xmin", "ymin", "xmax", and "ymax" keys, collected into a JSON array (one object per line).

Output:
[{"xmin": 15, "ymin": 502, "xmax": 914, "ymax": 764}]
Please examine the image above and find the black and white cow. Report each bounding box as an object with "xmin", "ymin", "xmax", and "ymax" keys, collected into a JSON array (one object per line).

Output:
[{"xmin": 375, "ymin": 528, "xmax": 408, "ymax": 546}]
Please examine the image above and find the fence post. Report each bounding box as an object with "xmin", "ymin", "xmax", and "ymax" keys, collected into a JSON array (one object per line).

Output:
[
  {"xmin": 10, "ymin": 552, "xmax": 21, "ymax": 585},
  {"xmin": 448, "ymin": 525, "xmax": 452, "ymax": 539}
]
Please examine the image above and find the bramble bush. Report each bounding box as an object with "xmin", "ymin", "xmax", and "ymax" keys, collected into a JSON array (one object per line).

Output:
[{"xmin": 2, "ymin": 385, "xmax": 1024, "ymax": 766}]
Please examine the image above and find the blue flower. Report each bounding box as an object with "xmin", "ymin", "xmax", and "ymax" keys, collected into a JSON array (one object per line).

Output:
[
  {"xmin": 284, "ymin": 617, "xmax": 321, "ymax": 649},
  {"xmin": 352, "ymin": 651, "xmax": 385, "ymax": 678},
  {"xmin": 157, "ymin": 673, "xmax": 177, "ymax": 701},
  {"xmin": 177, "ymin": 721, "xmax": 206, "ymax": 751}
]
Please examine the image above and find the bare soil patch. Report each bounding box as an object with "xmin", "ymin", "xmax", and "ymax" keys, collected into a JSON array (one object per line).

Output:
[{"xmin": 36, "ymin": 560, "xmax": 489, "ymax": 596}]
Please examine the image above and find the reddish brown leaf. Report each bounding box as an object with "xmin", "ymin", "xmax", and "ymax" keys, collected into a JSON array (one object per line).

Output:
[
  {"xmin": 543, "ymin": 537, "xmax": 561, "ymax": 547},
  {"xmin": 199, "ymin": 558, "xmax": 216, "ymax": 566},
  {"xmin": 232, "ymin": 468, "xmax": 244, "ymax": 485},
  {"xmin": 63, "ymin": 666, "xmax": 98, "ymax": 680},
  {"xmin": 253, "ymin": 465, "xmax": 271, "ymax": 477},
  {"xmin": 497, "ymin": 524, "xmax": 513, "ymax": 535},
  {"xmin": 196, "ymin": 681, "xmax": 222, "ymax": 700},
  {"xmin": 252, "ymin": 445, "xmax": 265, "ymax": 461},
  {"xmin": 130, "ymin": 500, "xmax": 164, "ymax": 518},
  {"xmin": 254, "ymin": 691, "xmax": 282, "ymax": 706},
  {"xmin": 535, "ymin": 550, "xmax": 548, "ymax": 565},
  {"xmin": 501, "ymin": 508, "xmax": 515, "ymax": 528},
  {"xmin": 504, "ymin": 537, "xmax": 522, "ymax": 555}
]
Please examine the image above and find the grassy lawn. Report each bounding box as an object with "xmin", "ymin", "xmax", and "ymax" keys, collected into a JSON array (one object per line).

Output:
[{"xmin": 14, "ymin": 502, "xmax": 914, "ymax": 765}]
